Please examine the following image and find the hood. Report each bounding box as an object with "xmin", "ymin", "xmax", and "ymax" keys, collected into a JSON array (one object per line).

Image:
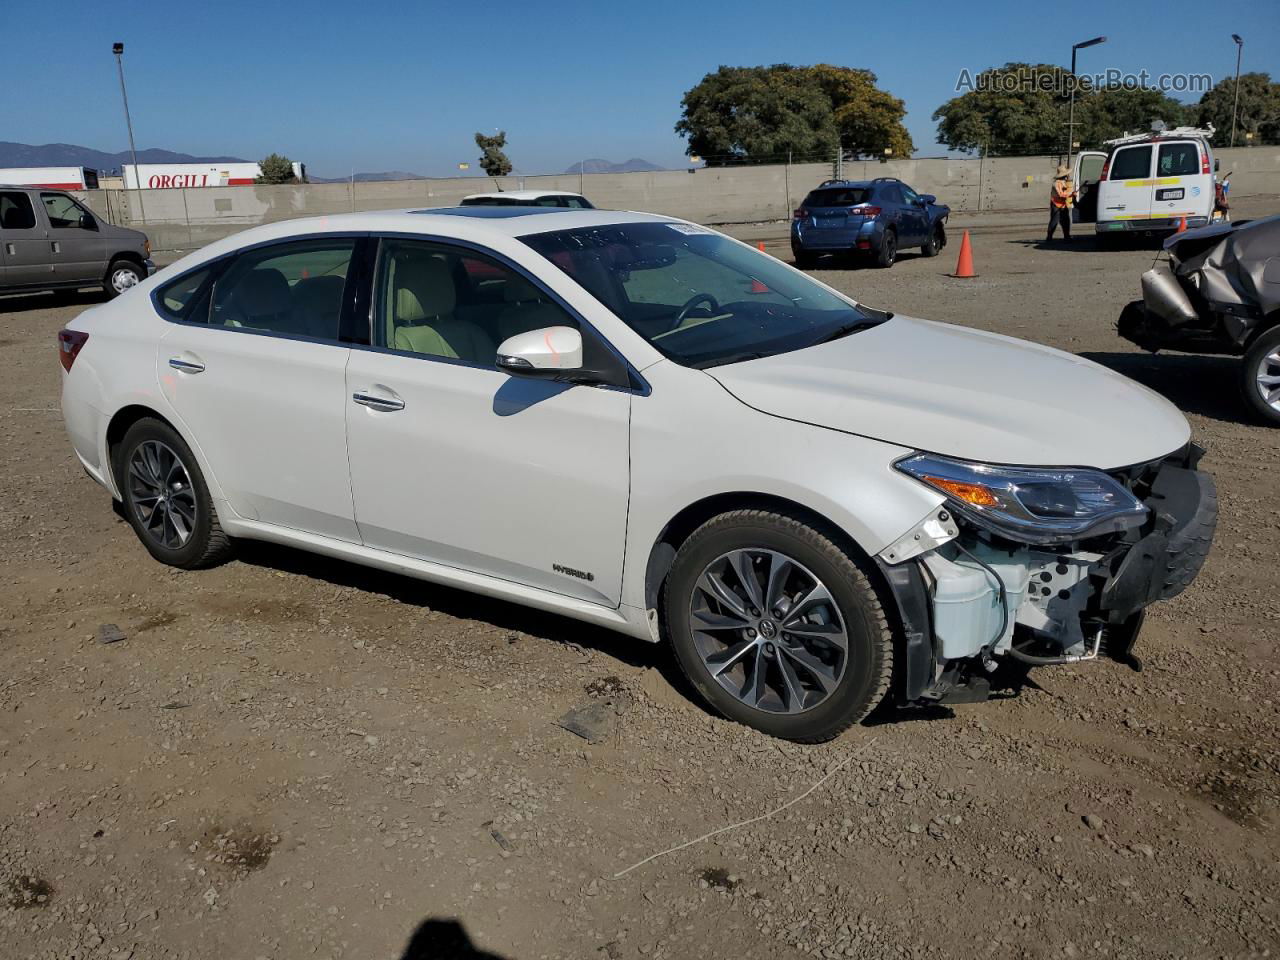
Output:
[{"xmin": 709, "ymin": 315, "xmax": 1190, "ymax": 469}]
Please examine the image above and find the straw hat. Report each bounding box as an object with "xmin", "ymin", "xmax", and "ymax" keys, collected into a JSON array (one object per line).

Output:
[{"xmin": 1055, "ymin": 164, "xmax": 1071, "ymax": 178}]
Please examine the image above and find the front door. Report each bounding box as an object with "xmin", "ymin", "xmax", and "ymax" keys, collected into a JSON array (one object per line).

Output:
[
  {"xmin": 0, "ymin": 191, "xmax": 52, "ymax": 288},
  {"xmin": 344, "ymin": 237, "xmax": 632, "ymax": 605},
  {"xmin": 156, "ymin": 236, "xmax": 361, "ymax": 541},
  {"xmin": 40, "ymin": 192, "xmax": 107, "ymax": 283},
  {"xmin": 1072, "ymin": 151, "xmax": 1107, "ymax": 223},
  {"xmin": 898, "ymin": 183, "xmax": 928, "ymax": 245}
]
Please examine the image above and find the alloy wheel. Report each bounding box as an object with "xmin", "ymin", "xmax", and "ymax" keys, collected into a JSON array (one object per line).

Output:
[
  {"xmin": 1256, "ymin": 347, "xmax": 1280, "ymax": 414},
  {"xmin": 688, "ymin": 549, "xmax": 848, "ymax": 714},
  {"xmin": 127, "ymin": 440, "xmax": 197, "ymax": 549}
]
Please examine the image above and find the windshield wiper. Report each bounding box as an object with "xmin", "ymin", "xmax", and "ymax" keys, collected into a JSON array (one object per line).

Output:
[
  {"xmin": 690, "ymin": 351, "xmax": 768, "ymax": 370},
  {"xmin": 809, "ymin": 317, "xmax": 883, "ymax": 346}
]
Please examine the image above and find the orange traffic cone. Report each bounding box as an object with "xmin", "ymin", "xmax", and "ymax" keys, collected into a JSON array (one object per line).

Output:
[
  {"xmin": 950, "ymin": 230, "xmax": 977, "ymax": 278},
  {"xmin": 1176, "ymin": 216, "xmax": 1187, "ymax": 233},
  {"xmin": 757, "ymin": 241, "xmax": 767, "ymax": 253},
  {"xmin": 749, "ymin": 278, "xmax": 769, "ymax": 294}
]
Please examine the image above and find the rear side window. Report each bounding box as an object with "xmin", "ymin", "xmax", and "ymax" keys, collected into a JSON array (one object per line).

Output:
[
  {"xmin": 1157, "ymin": 142, "xmax": 1199, "ymax": 176},
  {"xmin": 803, "ymin": 187, "xmax": 870, "ymax": 207},
  {"xmin": 1109, "ymin": 146, "xmax": 1153, "ymax": 180},
  {"xmin": 0, "ymin": 191, "xmax": 37, "ymax": 230},
  {"xmin": 208, "ymin": 239, "xmax": 356, "ymax": 340}
]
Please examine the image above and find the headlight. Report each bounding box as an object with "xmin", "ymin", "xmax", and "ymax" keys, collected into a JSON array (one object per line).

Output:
[{"xmin": 895, "ymin": 453, "xmax": 1147, "ymax": 544}]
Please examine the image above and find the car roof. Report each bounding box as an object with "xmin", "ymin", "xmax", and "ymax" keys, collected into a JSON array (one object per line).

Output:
[{"xmin": 461, "ymin": 190, "xmax": 585, "ymax": 201}]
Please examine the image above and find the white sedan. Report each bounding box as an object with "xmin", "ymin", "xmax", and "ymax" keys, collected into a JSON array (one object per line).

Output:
[{"xmin": 58, "ymin": 206, "xmax": 1216, "ymax": 741}]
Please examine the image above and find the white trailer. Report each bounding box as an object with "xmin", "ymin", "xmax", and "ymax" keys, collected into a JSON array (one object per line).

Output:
[
  {"xmin": 122, "ymin": 161, "xmax": 306, "ymax": 189},
  {"xmin": 0, "ymin": 166, "xmax": 99, "ymax": 189}
]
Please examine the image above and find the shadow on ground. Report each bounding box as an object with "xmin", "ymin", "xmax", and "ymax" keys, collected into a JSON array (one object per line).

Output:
[
  {"xmin": 0, "ymin": 289, "xmax": 107, "ymax": 314},
  {"xmin": 399, "ymin": 918, "xmax": 510, "ymax": 959},
  {"xmin": 1080, "ymin": 350, "xmax": 1257, "ymax": 424}
]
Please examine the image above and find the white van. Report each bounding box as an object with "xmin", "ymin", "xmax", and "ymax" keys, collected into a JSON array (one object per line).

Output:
[{"xmin": 1073, "ymin": 126, "xmax": 1217, "ymax": 239}]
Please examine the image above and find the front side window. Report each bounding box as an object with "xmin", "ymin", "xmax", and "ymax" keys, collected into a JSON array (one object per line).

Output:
[
  {"xmin": 41, "ymin": 192, "xmax": 90, "ymax": 228},
  {"xmin": 1158, "ymin": 142, "xmax": 1199, "ymax": 176},
  {"xmin": 1109, "ymin": 146, "xmax": 1153, "ymax": 180},
  {"xmin": 900, "ymin": 184, "xmax": 921, "ymax": 205},
  {"xmin": 375, "ymin": 238, "xmax": 576, "ymax": 364},
  {"xmin": 206, "ymin": 239, "xmax": 355, "ymax": 339},
  {"xmin": 522, "ymin": 221, "xmax": 887, "ymax": 369},
  {"xmin": 0, "ymin": 191, "xmax": 37, "ymax": 230}
]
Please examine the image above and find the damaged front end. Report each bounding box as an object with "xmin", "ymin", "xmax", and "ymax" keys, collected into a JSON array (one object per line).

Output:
[{"xmin": 877, "ymin": 445, "xmax": 1217, "ymax": 705}]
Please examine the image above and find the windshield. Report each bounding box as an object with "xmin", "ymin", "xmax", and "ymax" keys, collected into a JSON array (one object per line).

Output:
[{"xmin": 520, "ymin": 221, "xmax": 888, "ymax": 368}]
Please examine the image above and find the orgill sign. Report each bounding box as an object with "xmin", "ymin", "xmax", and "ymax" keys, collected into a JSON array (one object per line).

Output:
[{"xmin": 122, "ymin": 161, "xmax": 306, "ymax": 189}]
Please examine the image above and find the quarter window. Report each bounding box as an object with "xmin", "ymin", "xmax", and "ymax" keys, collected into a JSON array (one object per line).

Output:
[
  {"xmin": 375, "ymin": 238, "xmax": 576, "ymax": 364},
  {"xmin": 0, "ymin": 191, "xmax": 36, "ymax": 230},
  {"xmin": 207, "ymin": 239, "xmax": 355, "ymax": 339},
  {"xmin": 156, "ymin": 266, "xmax": 215, "ymax": 321},
  {"xmin": 1108, "ymin": 146, "xmax": 1153, "ymax": 180}
]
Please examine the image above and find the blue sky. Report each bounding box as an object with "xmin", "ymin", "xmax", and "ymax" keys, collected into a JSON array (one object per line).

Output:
[{"xmin": 7, "ymin": 0, "xmax": 1277, "ymax": 178}]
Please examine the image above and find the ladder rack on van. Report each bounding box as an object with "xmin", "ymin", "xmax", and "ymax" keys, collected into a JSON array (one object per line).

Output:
[{"xmin": 1104, "ymin": 125, "xmax": 1216, "ymax": 147}]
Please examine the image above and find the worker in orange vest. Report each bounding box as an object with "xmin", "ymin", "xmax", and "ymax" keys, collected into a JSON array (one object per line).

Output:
[{"xmin": 1046, "ymin": 164, "xmax": 1075, "ymax": 242}]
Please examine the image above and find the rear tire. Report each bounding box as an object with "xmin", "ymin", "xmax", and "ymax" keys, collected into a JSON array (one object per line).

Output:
[
  {"xmin": 114, "ymin": 418, "xmax": 233, "ymax": 568},
  {"xmin": 1242, "ymin": 326, "xmax": 1280, "ymax": 427},
  {"xmin": 663, "ymin": 509, "xmax": 894, "ymax": 742},
  {"xmin": 875, "ymin": 229, "xmax": 897, "ymax": 268},
  {"xmin": 104, "ymin": 260, "xmax": 143, "ymax": 298},
  {"xmin": 921, "ymin": 222, "xmax": 945, "ymax": 257},
  {"xmin": 793, "ymin": 250, "xmax": 819, "ymax": 269}
]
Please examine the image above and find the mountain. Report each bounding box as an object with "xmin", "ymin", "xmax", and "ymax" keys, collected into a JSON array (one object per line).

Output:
[
  {"xmin": 0, "ymin": 141, "xmax": 247, "ymax": 172},
  {"xmin": 564, "ymin": 158, "xmax": 664, "ymax": 174},
  {"xmin": 308, "ymin": 170, "xmax": 427, "ymax": 183}
]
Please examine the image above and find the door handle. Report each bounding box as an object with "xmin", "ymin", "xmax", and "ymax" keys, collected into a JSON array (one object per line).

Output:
[
  {"xmin": 352, "ymin": 391, "xmax": 405, "ymax": 412},
  {"xmin": 51, "ymin": 241, "xmax": 61, "ymax": 254},
  {"xmin": 168, "ymin": 357, "xmax": 206, "ymax": 374}
]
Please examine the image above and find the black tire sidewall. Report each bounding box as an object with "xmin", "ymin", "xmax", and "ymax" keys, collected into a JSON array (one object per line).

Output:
[
  {"xmin": 114, "ymin": 418, "xmax": 219, "ymax": 567},
  {"xmin": 664, "ymin": 515, "xmax": 889, "ymax": 741},
  {"xmin": 877, "ymin": 230, "xmax": 896, "ymax": 268},
  {"xmin": 1242, "ymin": 327, "xmax": 1280, "ymax": 426}
]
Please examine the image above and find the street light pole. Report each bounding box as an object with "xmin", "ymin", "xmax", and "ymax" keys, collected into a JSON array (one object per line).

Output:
[
  {"xmin": 112, "ymin": 42, "xmax": 145, "ymax": 224},
  {"xmin": 1230, "ymin": 34, "xmax": 1244, "ymax": 148},
  {"xmin": 1067, "ymin": 36, "xmax": 1106, "ymax": 174}
]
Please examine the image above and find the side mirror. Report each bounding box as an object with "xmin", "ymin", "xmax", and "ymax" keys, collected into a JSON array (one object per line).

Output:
[
  {"xmin": 918, "ymin": 194, "xmax": 936, "ymax": 206},
  {"xmin": 78, "ymin": 212, "xmax": 98, "ymax": 230},
  {"xmin": 496, "ymin": 326, "xmax": 583, "ymax": 379}
]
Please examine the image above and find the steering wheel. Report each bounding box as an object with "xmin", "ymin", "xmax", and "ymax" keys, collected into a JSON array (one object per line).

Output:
[{"xmin": 671, "ymin": 293, "xmax": 721, "ymax": 331}]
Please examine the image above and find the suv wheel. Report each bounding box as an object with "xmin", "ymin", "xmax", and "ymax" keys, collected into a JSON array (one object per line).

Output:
[
  {"xmin": 663, "ymin": 510, "xmax": 893, "ymax": 742},
  {"xmin": 793, "ymin": 250, "xmax": 819, "ymax": 269},
  {"xmin": 105, "ymin": 260, "xmax": 143, "ymax": 298},
  {"xmin": 875, "ymin": 229, "xmax": 897, "ymax": 268},
  {"xmin": 1242, "ymin": 326, "xmax": 1280, "ymax": 426},
  {"xmin": 922, "ymin": 223, "xmax": 945, "ymax": 257},
  {"xmin": 114, "ymin": 418, "xmax": 233, "ymax": 568}
]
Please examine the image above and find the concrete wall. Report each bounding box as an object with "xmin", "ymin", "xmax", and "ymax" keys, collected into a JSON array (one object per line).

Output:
[{"xmin": 75, "ymin": 146, "xmax": 1280, "ymax": 254}]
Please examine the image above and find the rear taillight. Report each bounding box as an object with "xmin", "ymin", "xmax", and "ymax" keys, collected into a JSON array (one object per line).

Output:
[
  {"xmin": 1100, "ymin": 157, "xmax": 1111, "ymax": 180},
  {"xmin": 850, "ymin": 205, "xmax": 882, "ymax": 217},
  {"xmin": 793, "ymin": 207, "xmax": 809, "ymax": 219},
  {"xmin": 58, "ymin": 329, "xmax": 89, "ymax": 372},
  {"xmin": 1201, "ymin": 149, "xmax": 1210, "ymax": 175}
]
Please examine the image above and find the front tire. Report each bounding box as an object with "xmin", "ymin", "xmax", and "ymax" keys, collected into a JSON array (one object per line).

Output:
[
  {"xmin": 114, "ymin": 418, "xmax": 233, "ymax": 568},
  {"xmin": 921, "ymin": 222, "xmax": 945, "ymax": 257},
  {"xmin": 663, "ymin": 510, "xmax": 893, "ymax": 742},
  {"xmin": 1242, "ymin": 326, "xmax": 1280, "ymax": 426},
  {"xmin": 104, "ymin": 260, "xmax": 143, "ymax": 298}
]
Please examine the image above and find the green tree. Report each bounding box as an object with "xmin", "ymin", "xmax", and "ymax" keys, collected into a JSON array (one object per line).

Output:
[
  {"xmin": 1196, "ymin": 72, "xmax": 1280, "ymax": 144},
  {"xmin": 675, "ymin": 64, "xmax": 912, "ymax": 164},
  {"xmin": 932, "ymin": 63, "xmax": 1069, "ymax": 155},
  {"xmin": 255, "ymin": 153, "xmax": 298, "ymax": 184},
  {"xmin": 1076, "ymin": 86, "xmax": 1195, "ymax": 145},
  {"xmin": 475, "ymin": 131, "xmax": 513, "ymax": 185}
]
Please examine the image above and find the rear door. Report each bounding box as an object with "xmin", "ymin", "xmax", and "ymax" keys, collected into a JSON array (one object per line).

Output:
[
  {"xmin": 1151, "ymin": 140, "xmax": 1207, "ymax": 223},
  {"xmin": 0, "ymin": 191, "xmax": 51, "ymax": 288},
  {"xmin": 1098, "ymin": 144, "xmax": 1154, "ymax": 224},
  {"xmin": 1072, "ymin": 151, "xmax": 1107, "ymax": 223},
  {"xmin": 40, "ymin": 192, "xmax": 107, "ymax": 283}
]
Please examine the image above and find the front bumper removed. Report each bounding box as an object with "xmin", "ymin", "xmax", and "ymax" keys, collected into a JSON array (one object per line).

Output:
[{"xmin": 879, "ymin": 447, "xmax": 1217, "ymax": 703}]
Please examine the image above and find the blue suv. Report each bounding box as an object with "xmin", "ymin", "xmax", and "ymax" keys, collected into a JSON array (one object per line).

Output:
[{"xmin": 791, "ymin": 178, "xmax": 950, "ymax": 268}]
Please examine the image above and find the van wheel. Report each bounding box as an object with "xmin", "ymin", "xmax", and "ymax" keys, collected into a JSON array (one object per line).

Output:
[
  {"xmin": 114, "ymin": 418, "xmax": 233, "ymax": 568},
  {"xmin": 922, "ymin": 223, "xmax": 945, "ymax": 257},
  {"xmin": 104, "ymin": 260, "xmax": 143, "ymax": 298},
  {"xmin": 1242, "ymin": 327, "xmax": 1280, "ymax": 426},
  {"xmin": 875, "ymin": 229, "xmax": 897, "ymax": 268},
  {"xmin": 663, "ymin": 510, "xmax": 893, "ymax": 742}
]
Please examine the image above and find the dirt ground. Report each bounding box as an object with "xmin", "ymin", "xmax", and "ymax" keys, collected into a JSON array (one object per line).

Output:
[{"xmin": 2, "ymin": 201, "xmax": 1279, "ymax": 960}]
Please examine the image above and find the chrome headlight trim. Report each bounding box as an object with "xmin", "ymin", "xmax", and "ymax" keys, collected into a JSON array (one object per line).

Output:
[{"xmin": 894, "ymin": 453, "xmax": 1148, "ymax": 544}]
